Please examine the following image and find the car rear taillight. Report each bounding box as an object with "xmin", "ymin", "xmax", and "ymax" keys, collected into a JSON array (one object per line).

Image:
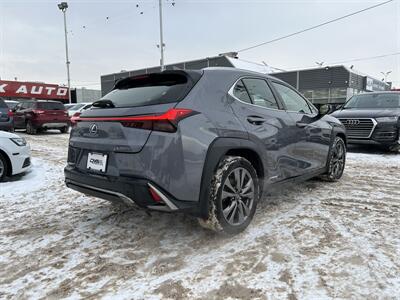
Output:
[
  {"xmin": 7, "ymin": 110, "xmax": 13, "ymax": 117},
  {"xmin": 75, "ymin": 108, "xmax": 197, "ymax": 133},
  {"xmin": 70, "ymin": 112, "xmax": 81, "ymax": 126},
  {"xmin": 148, "ymin": 186, "xmax": 162, "ymax": 203},
  {"xmin": 32, "ymin": 110, "xmax": 45, "ymax": 114}
]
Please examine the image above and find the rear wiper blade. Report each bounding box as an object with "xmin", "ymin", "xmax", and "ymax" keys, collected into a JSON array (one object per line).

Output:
[{"xmin": 92, "ymin": 99, "xmax": 115, "ymax": 108}]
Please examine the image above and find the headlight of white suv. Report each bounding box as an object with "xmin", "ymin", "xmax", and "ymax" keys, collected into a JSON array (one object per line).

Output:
[
  {"xmin": 10, "ymin": 137, "xmax": 27, "ymax": 146},
  {"xmin": 375, "ymin": 116, "xmax": 398, "ymax": 123}
]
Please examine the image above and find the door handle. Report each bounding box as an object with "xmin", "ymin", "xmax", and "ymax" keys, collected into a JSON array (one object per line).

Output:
[
  {"xmin": 296, "ymin": 122, "xmax": 308, "ymax": 128},
  {"xmin": 247, "ymin": 116, "xmax": 266, "ymax": 125}
]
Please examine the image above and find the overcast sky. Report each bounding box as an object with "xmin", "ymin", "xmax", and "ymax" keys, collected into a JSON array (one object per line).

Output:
[{"xmin": 0, "ymin": 0, "xmax": 399, "ymax": 89}]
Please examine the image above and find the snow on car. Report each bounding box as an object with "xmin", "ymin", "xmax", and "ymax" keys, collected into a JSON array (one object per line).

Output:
[{"xmin": 0, "ymin": 133, "xmax": 399, "ymax": 299}]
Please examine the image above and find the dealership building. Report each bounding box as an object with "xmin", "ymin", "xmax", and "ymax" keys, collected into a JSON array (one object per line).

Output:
[
  {"xmin": 100, "ymin": 54, "xmax": 270, "ymax": 96},
  {"xmin": 100, "ymin": 54, "xmax": 391, "ymax": 107},
  {"xmin": 0, "ymin": 80, "xmax": 101, "ymax": 104},
  {"xmin": 271, "ymin": 66, "xmax": 392, "ymax": 107}
]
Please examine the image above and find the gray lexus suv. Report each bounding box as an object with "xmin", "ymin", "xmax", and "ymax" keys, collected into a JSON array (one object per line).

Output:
[{"xmin": 65, "ymin": 68, "xmax": 346, "ymax": 234}]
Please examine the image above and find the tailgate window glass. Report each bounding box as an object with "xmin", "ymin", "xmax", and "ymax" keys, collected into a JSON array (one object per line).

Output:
[
  {"xmin": 101, "ymin": 73, "xmax": 198, "ymax": 108},
  {"xmin": 37, "ymin": 102, "xmax": 65, "ymax": 110}
]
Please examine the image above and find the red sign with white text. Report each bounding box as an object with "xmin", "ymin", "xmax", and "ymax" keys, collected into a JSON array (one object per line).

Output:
[{"xmin": 0, "ymin": 80, "xmax": 69, "ymax": 100}]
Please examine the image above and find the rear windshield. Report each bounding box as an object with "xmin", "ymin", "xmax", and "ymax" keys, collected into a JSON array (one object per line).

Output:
[
  {"xmin": 36, "ymin": 102, "xmax": 65, "ymax": 110},
  {"xmin": 344, "ymin": 93, "xmax": 400, "ymax": 109},
  {"xmin": 99, "ymin": 72, "xmax": 199, "ymax": 108},
  {"xmin": 0, "ymin": 99, "xmax": 7, "ymax": 109}
]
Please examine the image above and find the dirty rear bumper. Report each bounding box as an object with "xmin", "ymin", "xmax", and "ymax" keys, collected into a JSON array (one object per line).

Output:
[{"xmin": 64, "ymin": 165, "xmax": 200, "ymax": 216}]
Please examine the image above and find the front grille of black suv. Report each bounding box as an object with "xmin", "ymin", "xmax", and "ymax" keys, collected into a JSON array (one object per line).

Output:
[{"xmin": 339, "ymin": 118, "xmax": 376, "ymax": 139}]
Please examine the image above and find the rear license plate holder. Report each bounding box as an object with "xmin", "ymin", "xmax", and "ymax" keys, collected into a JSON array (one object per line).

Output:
[{"xmin": 87, "ymin": 152, "xmax": 108, "ymax": 173}]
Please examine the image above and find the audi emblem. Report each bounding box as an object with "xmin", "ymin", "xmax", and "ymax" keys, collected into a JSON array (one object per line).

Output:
[
  {"xmin": 344, "ymin": 119, "xmax": 360, "ymax": 126},
  {"xmin": 89, "ymin": 123, "xmax": 98, "ymax": 135}
]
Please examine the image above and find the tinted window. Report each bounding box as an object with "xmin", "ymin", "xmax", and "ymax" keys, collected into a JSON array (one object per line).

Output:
[
  {"xmin": 233, "ymin": 80, "xmax": 251, "ymax": 103},
  {"xmin": 242, "ymin": 78, "xmax": 279, "ymax": 109},
  {"xmin": 101, "ymin": 73, "xmax": 197, "ymax": 108},
  {"xmin": 5, "ymin": 101, "xmax": 18, "ymax": 109},
  {"xmin": 70, "ymin": 104, "xmax": 85, "ymax": 111},
  {"xmin": 272, "ymin": 82, "xmax": 312, "ymax": 114},
  {"xmin": 344, "ymin": 93, "xmax": 400, "ymax": 109},
  {"xmin": 0, "ymin": 99, "xmax": 7, "ymax": 108},
  {"xmin": 20, "ymin": 102, "xmax": 29, "ymax": 109},
  {"xmin": 37, "ymin": 102, "xmax": 65, "ymax": 110}
]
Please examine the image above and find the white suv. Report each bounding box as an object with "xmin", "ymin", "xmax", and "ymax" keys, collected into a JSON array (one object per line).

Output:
[{"xmin": 0, "ymin": 131, "xmax": 31, "ymax": 181}]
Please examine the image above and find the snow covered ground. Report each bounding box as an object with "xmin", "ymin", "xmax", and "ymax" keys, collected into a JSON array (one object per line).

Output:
[{"xmin": 0, "ymin": 132, "xmax": 399, "ymax": 299}]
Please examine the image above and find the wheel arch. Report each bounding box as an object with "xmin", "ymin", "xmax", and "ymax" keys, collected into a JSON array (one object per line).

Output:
[
  {"xmin": 225, "ymin": 148, "xmax": 264, "ymax": 179},
  {"xmin": 0, "ymin": 148, "xmax": 13, "ymax": 176},
  {"xmin": 196, "ymin": 137, "xmax": 265, "ymax": 219},
  {"xmin": 336, "ymin": 132, "xmax": 347, "ymax": 146},
  {"xmin": 332, "ymin": 124, "xmax": 347, "ymax": 146}
]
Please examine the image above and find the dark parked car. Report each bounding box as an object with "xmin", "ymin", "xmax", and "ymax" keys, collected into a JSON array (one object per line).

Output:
[
  {"xmin": 331, "ymin": 91, "xmax": 400, "ymax": 151},
  {"xmin": 0, "ymin": 98, "xmax": 14, "ymax": 132},
  {"xmin": 65, "ymin": 68, "xmax": 346, "ymax": 234},
  {"xmin": 13, "ymin": 100, "xmax": 70, "ymax": 134}
]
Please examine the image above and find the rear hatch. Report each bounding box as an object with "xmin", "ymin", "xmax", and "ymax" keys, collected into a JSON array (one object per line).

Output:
[
  {"xmin": 69, "ymin": 70, "xmax": 202, "ymax": 158},
  {"xmin": 36, "ymin": 101, "xmax": 68, "ymax": 121},
  {"xmin": 0, "ymin": 99, "xmax": 11, "ymax": 122}
]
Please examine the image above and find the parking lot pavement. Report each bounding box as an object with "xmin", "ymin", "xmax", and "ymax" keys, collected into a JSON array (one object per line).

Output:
[{"xmin": 0, "ymin": 132, "xmax": 399, "ymax": 299}]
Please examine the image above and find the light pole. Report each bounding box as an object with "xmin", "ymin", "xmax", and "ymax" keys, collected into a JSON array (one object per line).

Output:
[
  {"xmin": 380, "ymin": 71, "xmax": 392, "ymax": 82},
  {"xmin": 158, "ymin": 0, "xmax": 165, "ymax": 71},
  {"xmin": 58, "ymin": 2, "xmax": 72, "ymax": 104}
]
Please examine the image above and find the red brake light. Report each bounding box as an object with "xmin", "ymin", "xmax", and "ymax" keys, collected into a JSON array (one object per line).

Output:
[
  {"xmin": 149, "ymin": 186, "xmax": 162, "ymax": 203},
  {"xmin": 32, "ymin": 110, "xmax": 45, "ymax": 114},
  {"xmin": 74, "ymin": 108, "xmax": 197, "ymax": 132},
  {"xmin": 70, "ymin": 112, "xmax": 81, "ymax": 126}
]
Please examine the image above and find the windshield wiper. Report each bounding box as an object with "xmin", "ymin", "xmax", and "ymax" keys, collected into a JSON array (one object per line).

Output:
[{"xmin": 92, "ymin": 99, "xmax": 115, "ymax": 109}]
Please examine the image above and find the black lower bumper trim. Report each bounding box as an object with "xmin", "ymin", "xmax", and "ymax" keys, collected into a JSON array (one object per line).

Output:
[{"xmin": 64, "ymin": 166, "xmax": 201, "ymax": 216}]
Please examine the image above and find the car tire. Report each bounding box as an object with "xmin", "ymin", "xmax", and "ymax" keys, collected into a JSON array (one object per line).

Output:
[
  {"xmin": 60, "ymin": 126, "xmax": 69, "ymax": 134},
  {"xmin": 26, "ymin": 121, "xmax": 37, "ymax": 135},
  {"xmin": 198, "ymin": 156, "xmax": 260, "ymax": 235},
  {"xmin": 321, "ymin": 136, "xmax": 346, "ymax": 182},
  {"xmin": 0, "ymin": 152, "xmax": 8, "ymax": 182}
]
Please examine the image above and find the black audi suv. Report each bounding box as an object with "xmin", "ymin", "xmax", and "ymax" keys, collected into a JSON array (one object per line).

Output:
[
  {"xmin": 65, "ymin": 68, "xmax": 346, "ymax": 234},
  {"xmin": 331, "ymin": 91, "xmax": 400, "ymax": 152}
]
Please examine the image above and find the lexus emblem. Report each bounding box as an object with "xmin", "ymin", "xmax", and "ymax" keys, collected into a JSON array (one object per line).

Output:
[
  {"xmin": 345, "ymin": 119, "xmax": 360, "ymax": 126},
  {"xmin": 89, "ymin": 123, "xmax": 98, "ymax": 135}
]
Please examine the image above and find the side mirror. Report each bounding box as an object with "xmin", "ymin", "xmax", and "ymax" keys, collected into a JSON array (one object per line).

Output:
[{"xmin": 319, "ymin": 104, "xmax": 332, "ymax": 116}]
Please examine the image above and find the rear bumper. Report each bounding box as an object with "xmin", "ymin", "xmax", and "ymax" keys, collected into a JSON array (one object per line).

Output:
[
  {"xmin": 32, "ymin": 119, "xmax": 70, "ymax": 128},
  {"xmin": 64, "ymin": 165, "xmax": 200, "ymax": 216}
]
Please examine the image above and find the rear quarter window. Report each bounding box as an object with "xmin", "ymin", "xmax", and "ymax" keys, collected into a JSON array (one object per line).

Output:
[{"xmin": 100, "ymin": 72, "xmax": 200, "ymax": 108}]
